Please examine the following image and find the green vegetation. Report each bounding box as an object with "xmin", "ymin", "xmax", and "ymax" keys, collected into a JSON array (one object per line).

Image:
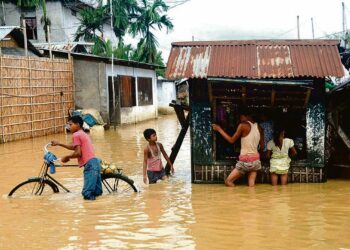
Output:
[{"xmin": 74, "ymin": 0, "xmax": 173, "ymax": 75}]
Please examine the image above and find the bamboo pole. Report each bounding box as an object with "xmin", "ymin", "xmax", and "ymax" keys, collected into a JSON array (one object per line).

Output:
[
  {"xmin": 0, "ymin": 55, "xmax": 4, "ymax": 143},
  {"xmin": 28, "ymin": 57, "xmax": 34, "ymax": 138},
  {"xmin": 52, "ymin": 58, "xmax": 56, "ymax": 133}
]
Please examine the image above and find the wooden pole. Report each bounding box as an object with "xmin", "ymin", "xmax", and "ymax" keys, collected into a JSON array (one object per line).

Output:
[
  {"xmin": 22, "ymin": 19, "xmax": 28, "ymax": 56},
  {"xmin": 48, "ymin": 26, "xmax": 52, "ymax": 59},
  {"xmin": 165, "ymin": 103, "xmax": 190, "ymax": 175}
]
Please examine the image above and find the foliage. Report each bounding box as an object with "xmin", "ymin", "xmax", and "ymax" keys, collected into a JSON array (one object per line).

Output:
[
  {"xmin": 130, "ymin": 0, "xmax": 173, "ymax": 63},
  {"xmin": 74, "ymin": 0, "xmax": 172, "ymax": 74},
  {"xmin": 75, "ymin": 6, "xmax": 106, "ymax": 42}
]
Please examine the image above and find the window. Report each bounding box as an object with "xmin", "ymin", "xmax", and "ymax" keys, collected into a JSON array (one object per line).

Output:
[
  {"xmin": 119, "ymin": 75, "xmax": 136, "ymax": 107},
  {"xmin": 137, "ymin": 77, "xmax": 153, "ymax": 106},
  {"xmin": 24, "ymin": 17, "xmax": 37, "ymax": 40}
]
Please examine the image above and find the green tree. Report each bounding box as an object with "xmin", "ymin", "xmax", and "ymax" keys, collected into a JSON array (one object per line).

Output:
[
  {"xmin": 75, "ymin": 6, "xmax": 106, "ymax": 41},
  {"xmin": 130, "ymin": 0, "xmax": 173, "ymax": 63},
  {"xmin": 109, "ymin": 0, "xmax": 138, "ymax": 44}
]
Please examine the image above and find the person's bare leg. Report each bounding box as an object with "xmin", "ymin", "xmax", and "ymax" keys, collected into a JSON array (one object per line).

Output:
[
  {"xmin": 225, "ymin": 169, "xmax": 242, "ymax": 187},
  {"xmin": 280, "ymin": 174, "xmax": 288, "ymax": 185},
  {"xmin": 247, "ymin": 171, "xmax": 257, "ymax": 187},
  {"xmin": 271, "ymin": 173, "xmax": 278, "ymax": 186}
]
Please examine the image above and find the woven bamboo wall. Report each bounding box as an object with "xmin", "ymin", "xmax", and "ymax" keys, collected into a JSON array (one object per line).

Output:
[{"xmin": 0, "ymin": 55, "xmax": 74, "ymax": 143}]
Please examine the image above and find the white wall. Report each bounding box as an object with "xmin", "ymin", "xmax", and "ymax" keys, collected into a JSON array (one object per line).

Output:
[
  {"xmin": 157, "ymin": 80, "xmax": 176, "ymax": 114},
  {"xmin": 106, "ymin": 64, "xmax": 158, "ymax": 124}
]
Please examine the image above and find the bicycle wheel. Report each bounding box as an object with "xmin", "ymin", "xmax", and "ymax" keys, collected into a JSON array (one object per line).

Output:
[
  {"xmin": 102, "ymin": 173, "xmax": 138, "ymax": 194},
  {"xmin": 8, "ymin": 178, "xmax": 59, "ymax": 198}
]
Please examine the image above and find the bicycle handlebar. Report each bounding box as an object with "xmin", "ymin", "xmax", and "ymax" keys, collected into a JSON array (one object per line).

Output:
[{"xmin": 44, "ymin": 143, "xmax": 51, "ymax": 154}]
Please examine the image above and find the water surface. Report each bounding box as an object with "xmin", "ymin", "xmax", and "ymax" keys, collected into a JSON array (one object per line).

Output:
[{"xmin": 0, "ymin": 115, "xmax": 349, "ymax": 249}]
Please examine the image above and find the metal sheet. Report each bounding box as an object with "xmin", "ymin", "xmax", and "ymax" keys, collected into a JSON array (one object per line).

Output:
[{"xmin": 166, "ymin": 40, "xmax": 344, "ymax": 80}]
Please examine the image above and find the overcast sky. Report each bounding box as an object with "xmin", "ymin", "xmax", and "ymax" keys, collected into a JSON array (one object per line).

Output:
[{"xmin": 149, "ymin": 0, "xmax": 350, "ymax": 62}]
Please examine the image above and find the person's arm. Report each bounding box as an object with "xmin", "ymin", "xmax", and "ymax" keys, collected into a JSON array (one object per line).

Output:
[
  {"xmin": 51, "ymin": 140, "xmax": 75, "ymax": 150},
  {"xmin": 61, "ymin": 145, "xmax": 82, "ymax": 163},
  {"xmin": 289, "ymin": 146, "xmax": 297, "ymax": 158},
  {"xmin": 159, "ymin": 143, "xmax": 174, "ymax": 174},
  {"xmin": 143, "ymin": 148, "xmax": 149, "ymax": 184},
  {"xmin": 266, "ymin": 150, "xmax": 272, "ymax": 159},
  {"xmin": 212, "ymin": 123, "xmax": 243, "ymax": 144},
  {"xmin": 258, "ymin": 125, "xmax": 265, "ymax": 152}
]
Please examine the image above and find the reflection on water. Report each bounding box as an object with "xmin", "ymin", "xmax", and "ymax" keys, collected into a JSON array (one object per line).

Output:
[{"xmin": 1, "ymin": 115, "xmax": 350, "ymax": 249}]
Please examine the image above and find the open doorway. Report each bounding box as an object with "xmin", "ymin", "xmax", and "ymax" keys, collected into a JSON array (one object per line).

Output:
[{"xmin": 211, "ymin": 82, "xmax": 309, "ymax": 162}]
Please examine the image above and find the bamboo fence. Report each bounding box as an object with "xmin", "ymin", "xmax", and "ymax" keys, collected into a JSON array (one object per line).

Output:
[{"xmin": 0, "ymin": 55, "xmax": 74, "ymax": 143}]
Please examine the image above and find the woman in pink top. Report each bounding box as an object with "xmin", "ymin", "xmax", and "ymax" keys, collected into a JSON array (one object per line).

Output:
[
  {"xmin": 143, "ymin": 128, "xmax": 174, "ymax": 184},
  {"xmin": 213, "ymin": 108, "xmax": 264, "ymax": 187},
  {"xmin": 52, "ymin": 116, "xmax": 102, "ymax": 200}
]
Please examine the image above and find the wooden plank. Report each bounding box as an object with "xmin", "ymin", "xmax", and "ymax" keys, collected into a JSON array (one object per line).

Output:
[
  {"xmin": 304, "ymin": 89, "xmax": 312, "ymax": 107},
  {"xmin": 271, "ymin": 89, "xmax": 276, "ymax": 107}
]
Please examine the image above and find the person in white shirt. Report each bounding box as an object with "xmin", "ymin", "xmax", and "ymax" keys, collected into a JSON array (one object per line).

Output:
[{"xmin": 266, "ymin": 127, "xmax": 297, "ymax": 186}]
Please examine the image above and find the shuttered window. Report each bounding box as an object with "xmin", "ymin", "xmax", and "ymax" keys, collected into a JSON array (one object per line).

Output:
[
  {"xmin": 120, "ymin": 76, "xmax": 136, "ymax": 107},
  {"xmin": 137, "ymin": 77, "xmax": 153, "ymax": 106}
]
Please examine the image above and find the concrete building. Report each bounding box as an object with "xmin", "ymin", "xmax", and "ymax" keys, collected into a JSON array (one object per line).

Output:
[
  {"xmin": 45, "ymin": 50, "xmax": 162, "ymax": 125},
  {"xmin": 157, "ymin": 77, "xmax": 176, "ymax": 114}
]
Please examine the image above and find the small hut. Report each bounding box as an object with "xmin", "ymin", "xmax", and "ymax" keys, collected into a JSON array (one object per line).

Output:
[{"xmin": 165, "ymin": 40, "xmax": 344, "ymax": 184}]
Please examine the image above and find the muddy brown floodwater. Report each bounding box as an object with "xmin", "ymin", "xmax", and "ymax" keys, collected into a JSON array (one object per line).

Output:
[{"xmin": 1, "ymin": 115, "xmax": 350, "ymax": 249}]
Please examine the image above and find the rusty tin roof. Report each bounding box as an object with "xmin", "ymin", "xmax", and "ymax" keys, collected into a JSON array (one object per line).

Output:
[{"xmin": 165, "ymin": 40, "xmax": 344, "ymax": 80}]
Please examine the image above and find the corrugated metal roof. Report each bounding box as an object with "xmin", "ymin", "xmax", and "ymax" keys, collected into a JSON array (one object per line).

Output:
[
  {"xmin": 0, "ymin": 26, "xmax": 20, "ymax": 40},
  {"xmin": 165, "ymin": 40, "xmax": 344, "ymax": 79}
]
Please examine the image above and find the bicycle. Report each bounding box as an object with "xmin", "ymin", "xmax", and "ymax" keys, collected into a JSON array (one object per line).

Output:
[{"xmin": 8, "ymin": 143, "xmax": 138, "ymax": 198}]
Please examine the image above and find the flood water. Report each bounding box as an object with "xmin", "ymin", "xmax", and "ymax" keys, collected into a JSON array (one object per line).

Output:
[{"xmin": 1, "ymin": 114, "xmax": 350, "ymax": 249}]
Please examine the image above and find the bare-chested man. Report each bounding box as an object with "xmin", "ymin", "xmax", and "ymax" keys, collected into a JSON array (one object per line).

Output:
[{"xmin": 212, "ymin": 108, "xmax": 264, "ymax": 187}]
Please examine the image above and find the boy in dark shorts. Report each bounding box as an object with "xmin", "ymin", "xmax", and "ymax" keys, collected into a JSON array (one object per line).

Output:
[
  {"xmin": 143, "ymin": 128, "xmax": 174, "ymax": 184},
  {"xmin": 52, "ymin": 116, "xmax": 102, "ymax": 200}
]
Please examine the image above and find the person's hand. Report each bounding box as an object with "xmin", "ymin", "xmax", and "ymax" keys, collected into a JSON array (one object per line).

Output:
[
  {"xmin": 171, "ymin": 166, "xmax": 175, "ymax": 174},
  {"xmin": 61, "ymin": 156, "xmax": 70, "ymax": 163},
  {"xmin": 212, "ymin": 124, "xmax": 221, "ymax": 132},
  {"xmin": 51, "ymin": 140, "xmax": 60, "ymax": 146},
  {"xmin": 143, "ymin": 176, "xmax": 148, "ymax": 184}
]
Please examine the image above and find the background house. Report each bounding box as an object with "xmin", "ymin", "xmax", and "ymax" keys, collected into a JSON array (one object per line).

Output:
[
  {"xmin": 45, "ymin": 49, "xmax": 161, "ymax": 125},
  {"xmin": 166, "ymin": 39, "xmax": 344, "ymax": 184},
  {"xmin": 157, "ymin": 77, "xmax": 176, "ymax": 114},
  {"xmin": 0, "ymin": 26, "xmax": 42, "ymax": 56},
  {"xmin": 0, "ymin": 0, "xmax": 116, "ymax": 43}
]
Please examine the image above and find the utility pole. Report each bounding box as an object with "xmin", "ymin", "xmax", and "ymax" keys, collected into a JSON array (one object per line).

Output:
[
  {"xmin": 311, "ymin": 17, "xmax": 315, "ymax": 39},
  {"xmin": 297, "ymin": 15, "xmax": 300, "ymax": 39},
  {"xmin": 1, "ymin": 1, "xmax": 5, "ymax": 25},
  {"xmin": 343, "ymin": 2, "xmax": 346, "ymax": 36},
  {"xmin": 109, "ymin": 0, "xmax": 116, "ymax": 127}
]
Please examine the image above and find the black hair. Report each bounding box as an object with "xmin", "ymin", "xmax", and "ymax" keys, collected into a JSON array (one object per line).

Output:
[
  {"xmin": 143, "ymin": 128, "xmax": 156, "ymax": 140},
  {"xmin": 69, "ymin": 115, "xmax": 84, "ymax": 128},
  {"xmin": 273, "ymin": 126, "xmax": 285, "ymax": 148}
]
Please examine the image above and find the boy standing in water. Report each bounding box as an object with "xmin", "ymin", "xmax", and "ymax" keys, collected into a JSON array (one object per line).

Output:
[
  {"xmin": 52, "ymin": 116, "xmax": 102, "ymax": 200},
  {"xmin": 143, "ymin": 128, "xmax": 174, "ymax": 184},
  {"xmin": 212, "ymin": 108, "xmax": 264, "ymax": 187}
]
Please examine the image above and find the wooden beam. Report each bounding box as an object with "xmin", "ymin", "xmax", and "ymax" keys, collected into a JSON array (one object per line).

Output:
[
  {"xmin": 271, "ymin": 90, "xmax": 276, "ymax": 107},
  {"xmin": 242, "ymin": 86, "xmax": 247, "ymax": 105},
  {"xmin": 304, "ymin": 89, "xmax": 312, "ymax": 108}
]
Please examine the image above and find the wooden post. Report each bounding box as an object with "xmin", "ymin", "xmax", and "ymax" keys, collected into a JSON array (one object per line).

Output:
[
  {"xmin": 165, "ymin": 102, "xmax": 190, "ymax": 175},
  {"xmin": 271, "ymin": 89, "xmax": 276, "ymax": 107}
]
